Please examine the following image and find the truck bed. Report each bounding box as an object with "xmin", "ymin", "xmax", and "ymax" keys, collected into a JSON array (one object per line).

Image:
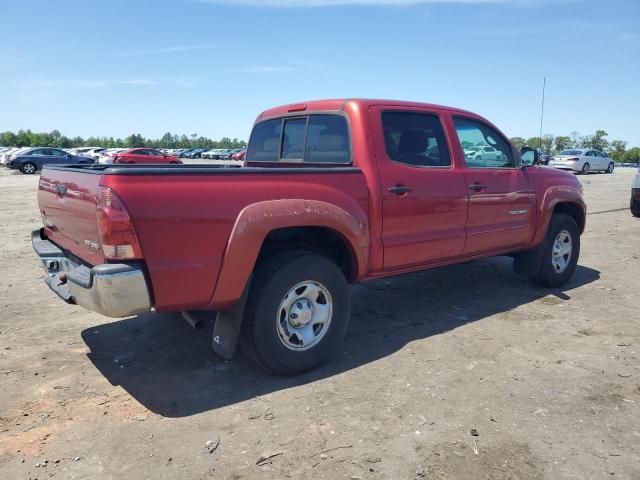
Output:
[{"xmin": 38, "ymin": 163, "xmax": 369, "ymax": 312}]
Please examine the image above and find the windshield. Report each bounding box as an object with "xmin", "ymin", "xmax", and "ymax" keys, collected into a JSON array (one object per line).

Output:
[{"xmin": 560, "ymin": 149, "xmax": 583, "ymax": 155}]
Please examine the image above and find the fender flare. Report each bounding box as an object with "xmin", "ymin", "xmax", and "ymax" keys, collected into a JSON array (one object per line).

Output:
[
  {"xmin": 531, "ymin": 185, "xmax": 586, "ymax": 247},
  {"xmin": 208, "ymin": 199, "xmax": 369, "ymax": 309}
]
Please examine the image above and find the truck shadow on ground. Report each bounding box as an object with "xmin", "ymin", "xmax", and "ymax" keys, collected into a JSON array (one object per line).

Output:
[{"xmin": 81, "ymin": 257, "xmax": 600, "ymax": 417}]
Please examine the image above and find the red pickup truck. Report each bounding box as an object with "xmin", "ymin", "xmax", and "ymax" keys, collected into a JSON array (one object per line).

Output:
[{"xmin": 32, "ymin": 99, "xmax": 586, "ymax": 375}]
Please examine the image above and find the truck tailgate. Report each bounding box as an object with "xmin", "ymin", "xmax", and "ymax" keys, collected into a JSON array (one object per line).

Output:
[{"xmin": 38, "ymin": 168, "xmax": 105, "ymax": 266}]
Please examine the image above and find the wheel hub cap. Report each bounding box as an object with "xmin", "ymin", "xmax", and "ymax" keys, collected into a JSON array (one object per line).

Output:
[
  {"xmin": 552, "ymin": 230, "xmax": 572, "ymax": 274},
  {"xmin": 277, "ymin": 281, "xmax": 333, "ymax": 351}
]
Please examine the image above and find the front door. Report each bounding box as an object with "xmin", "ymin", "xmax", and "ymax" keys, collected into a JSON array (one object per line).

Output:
[
  {"xmin": 452, "ymin": 116, "xmax": 536, "ymax": 255},
  {"xmin": 371, "ymin": 107, "xmax": 469, "ymax": 270}
]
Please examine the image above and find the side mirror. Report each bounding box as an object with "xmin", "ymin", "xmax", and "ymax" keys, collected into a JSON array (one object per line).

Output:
[{"xmin": 520, "ymin": 147, "xmax": 539, "ymax": 167}]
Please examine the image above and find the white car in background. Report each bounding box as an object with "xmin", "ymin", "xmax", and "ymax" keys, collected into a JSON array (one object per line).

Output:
[
  {"xmin": 631, "ymin": 167, "xmax": 640, "ymax": 217},
  {"xmin": 2, "ymin": 147, "xmax": 30, "ymax": 166},
  {"xmin": 548, "ymin": 149, "xmax": 615, "ymax": 175},
  {"xmin": 96, "ymin": 148, "xmax": 128, "ymax": 164}
]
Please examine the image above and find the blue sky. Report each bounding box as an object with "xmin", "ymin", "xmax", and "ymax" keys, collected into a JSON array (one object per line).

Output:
[{"xmin": 1, "ymin": 0, "xmax": 638, "ymax": 145}]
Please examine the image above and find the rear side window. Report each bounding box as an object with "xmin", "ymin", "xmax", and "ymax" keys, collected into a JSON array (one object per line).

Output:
[
  {"xmin": 305, "ymin": 115, "xmax": 350, "ymax": 163},
  {"xmin": 246, "ymin": 114, "xmax": 350, "ymax": 164},
  {"xmin": 381, "ymin": 112, "xmax": 451, "ymax": 167}
]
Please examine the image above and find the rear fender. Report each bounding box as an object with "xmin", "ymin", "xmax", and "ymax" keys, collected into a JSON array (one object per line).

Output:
[{"xmin": 208, "ymin": 199, "xmax": 369, "ymax": 309}]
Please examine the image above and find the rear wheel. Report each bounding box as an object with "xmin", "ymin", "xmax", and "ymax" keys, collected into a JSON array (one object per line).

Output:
[
  {"xmin": 20, "ymin": 162, "xmax": 36, "ymax": 174},
  {"xmin": 240, "ymin": 251, "xmax": 350, "ymax": 375},
  {"xmin": 631, "ymin": 197, "xmax": 640, "ymax": 218},
  {"xmin": 529, "ymin": 213, "xmax": 580, "ymax": 287},
  {"xmin": 606, "ymin": 162, "xmax": 614, "ymax": 174},
  {"xmin": 580, "ymin": 163, "xmax": 590, "ymax": 175}
]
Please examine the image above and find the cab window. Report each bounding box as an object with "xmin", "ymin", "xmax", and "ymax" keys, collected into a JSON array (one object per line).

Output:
[
  {"xmin": 381, "ymin": 112, "xmax": 451, "ymax": 167},
  {"xmin": 454, "ymin": 117, "xmax": 515, "ymax": 168}
]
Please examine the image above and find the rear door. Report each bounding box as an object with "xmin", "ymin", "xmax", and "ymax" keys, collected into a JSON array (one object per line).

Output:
[
  {"xmin": 371, "ymin": 107, "xmax": 469, "ymax": 270},
  {"xmin": 452, "ymin": 116, "xmax": 536, "ymax": 255}
]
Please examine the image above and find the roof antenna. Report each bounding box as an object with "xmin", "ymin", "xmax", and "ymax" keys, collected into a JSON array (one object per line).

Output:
[{"xmin": 539, "ymin": 77, "xmax": 546, "ymax": 151}]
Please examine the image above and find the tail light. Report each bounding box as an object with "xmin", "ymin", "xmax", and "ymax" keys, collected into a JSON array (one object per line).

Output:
[
  {"xmin": 96, "ymin": 186, "xmax": 142, "ymax": 260},
  {"xmin": 567, "ymin": 157, "xmax": 579, "ymax": 161}
]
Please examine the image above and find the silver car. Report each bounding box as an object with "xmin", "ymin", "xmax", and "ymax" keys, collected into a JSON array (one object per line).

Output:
[{"xmin": 548, "ymin": 149, "xmax": 615, "ymax": 175}]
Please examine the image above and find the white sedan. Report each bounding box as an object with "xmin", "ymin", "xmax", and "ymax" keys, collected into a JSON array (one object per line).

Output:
[{"xmin": 548, "ymin": 149, "xmax": 615, "ymax": 175}]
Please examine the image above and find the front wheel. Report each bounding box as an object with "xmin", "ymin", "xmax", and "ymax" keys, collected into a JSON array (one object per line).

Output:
[
  {"xmin": 529, "ymin": 213, "xmax": 580, "ymax": 287},
  {"xmin": 240, "ymin": 252, "xmax": 350, "ymax": 375},
  {"xmin": 579, "ymin": 163, "xmax": 590, "ymax": 175},
  {"xmin": 20, "ymin": 162, "xmax": 36, "ymax": 174},
  {"xmin": 606, "ymin": 162, "xmax": 614, "ymax": 174}
]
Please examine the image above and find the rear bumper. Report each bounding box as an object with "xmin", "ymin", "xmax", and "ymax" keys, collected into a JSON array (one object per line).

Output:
[
  {"xmin": 32, "ymin": 229, "xmax": 151, "ymax": 318},
  {"xmin": 548, "ymin": 162, "xmax": 580, "ymax": 172}
]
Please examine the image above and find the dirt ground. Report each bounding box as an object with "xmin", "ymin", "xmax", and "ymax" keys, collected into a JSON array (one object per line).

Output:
[{"xmin": 0, "ymin": 166, "xmax": 638, "ymax": 480}]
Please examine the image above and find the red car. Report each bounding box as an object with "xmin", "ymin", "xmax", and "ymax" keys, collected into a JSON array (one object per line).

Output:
[
  {"xmin": 231, "ymin": 150, "xmax": 246, "ymax": 161},
  {"xmin": 33, "ymin": 99, "xmax": 586, "ymax": 375},
  {"xmin": 113, "ymin": 148, "xmax": 181, "ymax": 164}
]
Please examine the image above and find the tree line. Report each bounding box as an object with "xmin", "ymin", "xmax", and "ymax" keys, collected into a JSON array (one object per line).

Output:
[
  {"xmin": 509, "ymin": 130, "xmax": 639, "ymax": 163},
  {"xmin": 0, "ymin": 129, "xmax": 247, "ymax": 150}
]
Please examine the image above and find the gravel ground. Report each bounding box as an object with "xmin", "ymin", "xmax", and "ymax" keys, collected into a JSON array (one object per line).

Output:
[{"xmin": 0, "ymin": 166, "xmax": 638, "ymax": 480}]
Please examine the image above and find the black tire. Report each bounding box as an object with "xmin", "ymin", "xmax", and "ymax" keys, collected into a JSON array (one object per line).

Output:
[
  {"xmin": 580, "ymin": 163, "xmax": 590, "ymax": 175},
  {"xmin": 20, "ymin": 162, "xmax": 37, "ymax": 174},
  {"xmin": 631, "ymin": 197, "xmax": 640, "ymax": 218},
  {"xmin": 529, "ymin": 213, "xmax": 580, "ymax": 288},
  {"xmin": 606, "ymin": 162, "xmax": 614, "ymax": 174},
  {"xmin": 240, "ymin": 251, "xmax": 350, "ymax": 375}
]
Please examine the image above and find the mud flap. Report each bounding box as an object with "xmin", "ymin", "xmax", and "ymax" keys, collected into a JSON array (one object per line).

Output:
[
  {"xmin": 513, "ymin": 241, "xmax": 545, "ymax": 277},
  {"xmin": 211, "ymin": 278, "xmax": 251, "ymax": 359}
]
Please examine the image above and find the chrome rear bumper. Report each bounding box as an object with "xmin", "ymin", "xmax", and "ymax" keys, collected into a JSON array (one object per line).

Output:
[{"xmin": 32, "ymin": 229, "xmax": 151, "ymax": 318}]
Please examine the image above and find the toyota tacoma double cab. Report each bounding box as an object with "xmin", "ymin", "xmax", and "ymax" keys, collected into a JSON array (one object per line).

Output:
[{"xmin": 32, "ymin": 99, "xmax": 586, "ymax": 375}]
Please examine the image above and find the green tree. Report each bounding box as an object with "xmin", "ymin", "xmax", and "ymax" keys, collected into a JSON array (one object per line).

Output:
[
  {"xmin": 553, "ymin": 136, "xmax": 571, "ymax": 153},
  {"xmin": 570, "ymin": 131, "xmax": 581, "ymax": 148},
  {"xmin": 608, "ymin": 139, "xmax": 626, "ymax": 162},
  {"xmin": 525, "ymin": 136, "xmax": 540, "ymax": 148},
  {"xmin": 509, "ymin": 137, "xmax": 525, "ymax": 149},
  {"xmin": 540, "ymin": 134, "xmax": 554, "ymax": 154},
  {"xmin": 623, "ymin": 147, "xmax": 640, "ymax": 163},
  {"xmin": 0, "ymin": 131, "xmax": 18, "ymax": 146},
  {"xmin": 125, "ymin": 133, "xmax": 145, "ymax": 148}
]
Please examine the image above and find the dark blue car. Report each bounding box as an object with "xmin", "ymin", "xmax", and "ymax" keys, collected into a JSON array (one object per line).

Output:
[{"xmin": 8, "ymin": 147, "xmax": 93, "ymax": 174}]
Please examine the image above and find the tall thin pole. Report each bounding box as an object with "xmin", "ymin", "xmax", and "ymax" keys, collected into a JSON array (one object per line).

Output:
[{"xmin": 539, "ymin": 77, "xmax": 546, "ymax": 150}]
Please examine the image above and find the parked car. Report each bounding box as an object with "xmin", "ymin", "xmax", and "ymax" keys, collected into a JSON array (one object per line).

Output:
[
  {"xmin": 112, "ymin": 148, "xmax": 181, "ymax": 164},
  {"xmin": 181, "ymin": 148, "xmax": 207, "ymax": 159},
  {"xmin": 548, "ymin": 149, "xmax": 615, "ymax": 174},
  {"xmin": 32, "ymin": 98, "xmax": 585, "ymax": 375},
  {"xmin": 463, "ymin": 145, "xmax": 508, "ymax": 166},
  {"xmin": 96, "ymin": 148, "xmax": 129, "ymax": 164},
  {"xmin": 631, "ymin": 167, "xmax": 640, "ymax": 217},
  {"xmin": 231, "ymin": 149, "xmax": 246, "ymax": 161},
  {"xmin": 8, "ymin": 147, "xmax": 92, "ymax": 174},
  {"xmin": 201, "ymin": 149, "xmax": 223, "ymax": 159},
  {"xmin": 1, "ymin": 147, "xmax": 29, "ymax": 166}
]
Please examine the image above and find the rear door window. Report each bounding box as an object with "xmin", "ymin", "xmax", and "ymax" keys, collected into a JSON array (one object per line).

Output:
[{"xmin": 381, "ymin": 112, "xmax": 451, "ymax": 167}]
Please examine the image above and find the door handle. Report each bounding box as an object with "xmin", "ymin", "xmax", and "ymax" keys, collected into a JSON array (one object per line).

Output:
[
  {"xmin": 388, "ymin": 185, "xmax": 412, "ymax": 195},
  {"xmin": 468, "ymin": 183, "xmax": 488, "ymax": 192}
]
